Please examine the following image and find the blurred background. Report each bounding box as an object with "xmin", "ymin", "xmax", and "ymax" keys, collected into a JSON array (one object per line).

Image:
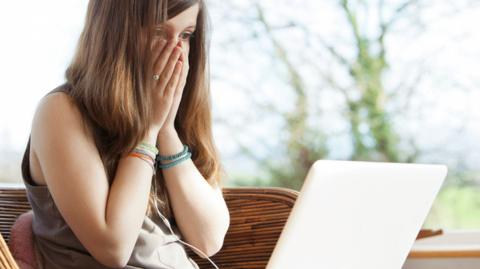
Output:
[{"xmin": 0, "ymin": 0, "xmax": 478, "ymax": 229}]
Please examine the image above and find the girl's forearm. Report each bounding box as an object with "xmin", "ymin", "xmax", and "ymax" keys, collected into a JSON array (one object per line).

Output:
[
  {"xmin": 157, "ymin": 131, "xmax": 230, "ymax": 256},
  {"xmin": 103, "ymin": 130, "xmax": 158, "ymax": 266}
]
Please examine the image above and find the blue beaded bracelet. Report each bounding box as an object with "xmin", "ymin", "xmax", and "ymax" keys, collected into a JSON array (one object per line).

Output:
[
  {"xmin": 156, "ymin": 151, "xmax": 192, "ymax": 170},
  {"xmin": 157, "ymin": 145, "xmax": 189, "ymax": 161}
]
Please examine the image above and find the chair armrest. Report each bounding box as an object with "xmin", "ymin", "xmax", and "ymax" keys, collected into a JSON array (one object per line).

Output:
[
  {"xmin": 0, "ymin": 187, "xmax": 29, "ymax": 269},
  {"xmin": 0, "ymin": 188, "xmax": 31, "ymax": 243},
  {"xmin": 0, "ymin": 232, "xmax": 19, "ymax": 269}
]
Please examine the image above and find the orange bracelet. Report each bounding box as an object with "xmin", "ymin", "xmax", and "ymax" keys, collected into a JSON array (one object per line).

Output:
[{"xmin": 128, "ymin": 152, "xmax": 155, "ymax": 173}]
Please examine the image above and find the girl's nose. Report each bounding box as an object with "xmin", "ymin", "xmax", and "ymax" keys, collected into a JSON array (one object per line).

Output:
[{"xmin": 171, "ymin": 38, "xmax": 182, "ymax": 48}]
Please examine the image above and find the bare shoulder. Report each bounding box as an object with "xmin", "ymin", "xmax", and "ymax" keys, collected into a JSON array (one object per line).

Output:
[
  {"xmin": 34, "ymin": 91, "xmax": 82, "ymax": 127},
  {"xmin": 29, "ymin": 90, "xmax": 93, "ymax": 185},
  {"xmin": 31, "ymin": 90, "xmax": 92, "ymax": 143}
]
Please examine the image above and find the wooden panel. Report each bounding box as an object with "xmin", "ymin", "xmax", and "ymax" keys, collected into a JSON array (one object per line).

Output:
[{"xmin": 0, "ymin": 188, "xmax": 31, "ymax": 243}]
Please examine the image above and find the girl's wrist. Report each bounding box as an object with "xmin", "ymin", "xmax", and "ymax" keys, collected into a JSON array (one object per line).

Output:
[
  {"xmin": 157, "ymin": 130, "xmax": 183, "ymax": 156},
  {"xmin": 157, "ymin": 128, "xmax": 178, "ymax": 141},
  {"xmin": 144, "ymin": 128, "xmax": 159, "ymax": 145}
]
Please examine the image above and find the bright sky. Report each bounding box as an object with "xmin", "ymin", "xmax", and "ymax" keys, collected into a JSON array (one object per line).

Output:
[{"xmin": 0, "ymin": 1, "xmax": 87, "ymax": 150}]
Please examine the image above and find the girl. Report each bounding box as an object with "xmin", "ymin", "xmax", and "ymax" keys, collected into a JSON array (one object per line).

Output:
[{"xmin": 21, "ymin": 0, "xmax": 229, "ymax": 268}]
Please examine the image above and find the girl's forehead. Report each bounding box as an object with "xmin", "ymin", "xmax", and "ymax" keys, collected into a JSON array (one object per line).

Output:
[
  {"xmin": 157, "ymin": 3, "xmax": 199, "ymax": 29},
  {"xmin": 156, "ymin": 21, "xmax": 196, "ymax": 31}
]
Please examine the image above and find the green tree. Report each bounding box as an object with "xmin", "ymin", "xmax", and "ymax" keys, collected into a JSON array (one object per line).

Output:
[{"xmin": 211, "ymin": 0, "xmax": 476, "ymax": 189}]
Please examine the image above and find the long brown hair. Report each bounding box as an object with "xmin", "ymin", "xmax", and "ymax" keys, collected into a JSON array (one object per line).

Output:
[{"xmin": 62, "ymin": 0, "xmax": 225, "ymax": 220}]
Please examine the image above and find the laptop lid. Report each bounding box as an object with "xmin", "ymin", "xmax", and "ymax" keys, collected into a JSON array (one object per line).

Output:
[{"xmin": 266, "ymin": 160, "xmax": 447, "ymax": 269}]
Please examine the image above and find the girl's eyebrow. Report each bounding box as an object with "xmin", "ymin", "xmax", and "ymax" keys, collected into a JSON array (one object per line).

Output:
[{"xmin": 154, "ymin": 24, "xmax": 196, "ymax": 31}]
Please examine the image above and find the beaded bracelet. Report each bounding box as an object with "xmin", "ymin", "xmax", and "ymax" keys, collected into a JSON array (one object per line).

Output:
[
  {"xmin": 157, "ymin": 145, "xmax": 189, "ymax": 161},
  {"xmin": 155, "ymin": 144, "xmax": 191, "ymax": 170},
  {"xmin": 156, "ymin": 151, "xmax": 192, "ymax": 170}
]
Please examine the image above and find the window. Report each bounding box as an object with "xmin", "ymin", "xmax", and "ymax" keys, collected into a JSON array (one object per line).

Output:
[{"xmin": 1, "ymin": 0, "xmax": 479, "ymax": 229}]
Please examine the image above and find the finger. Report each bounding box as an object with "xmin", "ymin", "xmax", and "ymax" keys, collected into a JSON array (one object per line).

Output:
[
  {"xmin": 178, "ymin": 42, "xmax": 190, "ymax": 66},
  {"xmin": 153, "ymin": 39, "xmax": 178, "ymax": 75},
  {"xmin": 148, "ymin": 39, "xmax": 162, "ymax": 76},
  {"xmin": 149, "ymin": 39, "xmax": 166, "ymax": 74},
  {"xmin": 174, "ymin": 59, "xmax": 189, "ymax": 98},
  {"xmin": 178, "ymin": 44, "xmax": 185, "ymax": 63},
  {"xmin": 150, "ymin": 37, "xmax": 164, "ymax": 51},
  {"xmin": 152, "ymin": 38, "xmax": 167, "ymax": 63},
  {"xmin": 177, "ymin": 43, "xmax": 189, "ymax": 84},
  {"xmin": 164, "ymin": 61, "xmax": 183, "ymax": 98},
  {"xmin": 149, "ymin": 40, "xmax": 166, "ymax": 79},
  {"xmin": 157, "ymin": 47, "xmax": 182, "ymax": 92}
]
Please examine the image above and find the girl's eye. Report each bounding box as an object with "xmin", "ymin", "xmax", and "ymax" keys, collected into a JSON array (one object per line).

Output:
[{"xmin": 180, "ymin": 32, "xmax": 195, "ymax": 40}]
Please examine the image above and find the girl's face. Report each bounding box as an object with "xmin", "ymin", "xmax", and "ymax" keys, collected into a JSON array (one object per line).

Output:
[{"xmin": 153, "ymin": 3, "xmax": 199, "ymax": 57}]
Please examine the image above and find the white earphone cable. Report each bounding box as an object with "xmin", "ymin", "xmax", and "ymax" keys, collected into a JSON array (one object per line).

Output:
[{"xmin": 152, "ymin": 181, "xmax": 219, "ymax": 269}]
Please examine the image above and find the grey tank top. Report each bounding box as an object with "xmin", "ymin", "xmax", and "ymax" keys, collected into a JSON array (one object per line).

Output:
[{"xmin": 20, "ymin": 87, "xmax": 200, "ymax": 269}]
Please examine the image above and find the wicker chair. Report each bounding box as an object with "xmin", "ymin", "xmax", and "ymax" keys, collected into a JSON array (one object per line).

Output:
[
  {"xmin": 0, "ymin": 186, "xmax": 437, "ymax": 269},
  {"xmin": 0, "ymin": 186, "xmax": 298, "ymax": 269}
]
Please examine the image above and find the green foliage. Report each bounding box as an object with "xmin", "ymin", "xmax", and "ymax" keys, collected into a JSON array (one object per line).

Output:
[
  {"xmin": 423, "ymin": 186, "xmax": 480, "ymax": 229},
  {"xmin": 249, "ymin": 0, "xmax": 411, "ymax": 190}
]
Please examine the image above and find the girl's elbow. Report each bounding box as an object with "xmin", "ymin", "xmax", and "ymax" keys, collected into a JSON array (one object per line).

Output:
[
  {"xmin": 200, "ymin": 236, "xmax": 225, "ymax": 257},
  {"xmin": 90, "ymin": 239, "xmax": 133, "ymax": 268},
  {"xmin": 203, "ymin": 222, "xmax": 230, "ymax": 257},
  {"xmin": 91, "ymin": 247, "xmax": 130, "ymax": 268}
]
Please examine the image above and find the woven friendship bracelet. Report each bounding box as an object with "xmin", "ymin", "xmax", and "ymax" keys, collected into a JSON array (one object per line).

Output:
[
  {"xmin": 128, "ymin": 152, "xmax": 156, "ymax": 174},
  {"xmin": 138, "ymin": 142, "xmax": 159, "ymax": 155},
  {"xmin": 132, "ymin": 148, "xmax": 156, "ymax": 160},
  {"xmin": 129, "ymin": 152, "xmax": 154, "ymax": 165}
]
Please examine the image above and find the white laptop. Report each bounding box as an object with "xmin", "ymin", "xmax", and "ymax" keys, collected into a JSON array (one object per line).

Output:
[{"xmin": 266, "ymin": 160, "xmax": 447, "ymax": 269}]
